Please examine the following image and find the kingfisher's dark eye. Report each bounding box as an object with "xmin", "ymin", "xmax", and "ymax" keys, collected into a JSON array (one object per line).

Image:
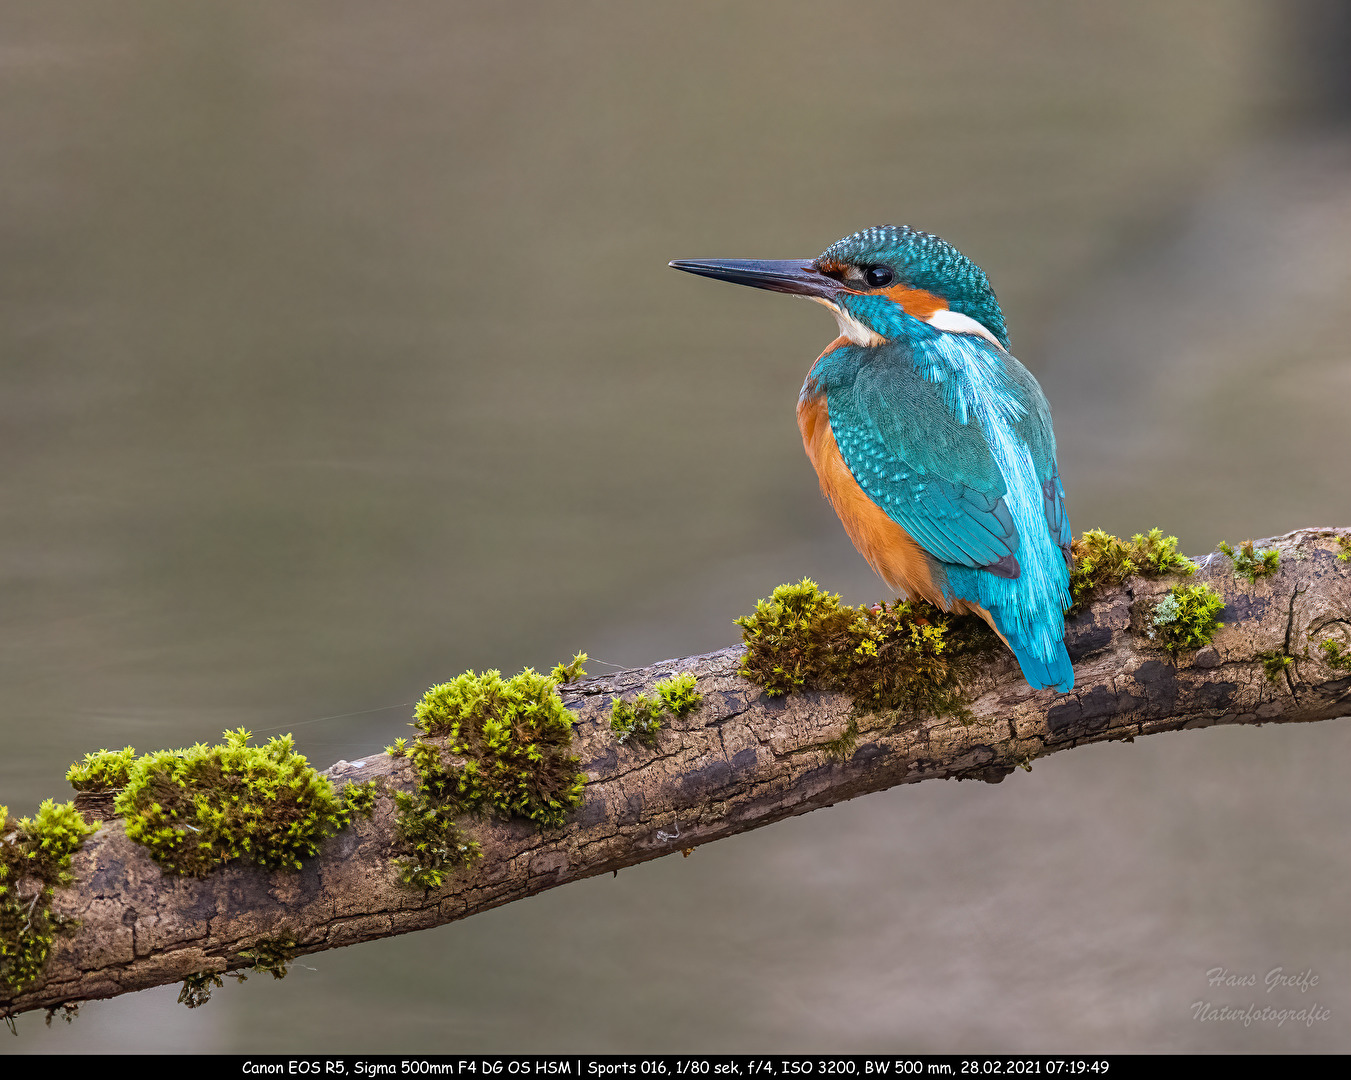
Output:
[{"xmin": 864, "ymin": 266, "xmax": 894, "ymax": 288}]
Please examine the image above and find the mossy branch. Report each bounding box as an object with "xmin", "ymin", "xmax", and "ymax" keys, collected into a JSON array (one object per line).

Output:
[{"xmin": 3, "ymin": 527, "xmax": 1350, "ymax": 1022}]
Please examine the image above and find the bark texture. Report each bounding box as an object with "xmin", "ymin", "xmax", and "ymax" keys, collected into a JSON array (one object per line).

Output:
[{"xmin": 4, "ymin": 527, "xmax": 1350, "ymax": 1019}]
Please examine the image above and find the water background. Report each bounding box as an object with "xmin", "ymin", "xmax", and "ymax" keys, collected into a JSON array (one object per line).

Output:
[{"xmin": 2, "ymin": 0, "xmax": 1349, "ymax": 1051}]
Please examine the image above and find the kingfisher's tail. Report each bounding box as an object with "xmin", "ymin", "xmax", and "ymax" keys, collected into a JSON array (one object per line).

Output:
[
  {"xmin": 1008, "ymin": 636, "xmax": 1075, "ymax": 692},
  {"xmin": 983, "ymin": 606, "xmax": 1075, "ymax": 692},
  {"xmin": 945, "ymin": 567, "xmax": 1075, "ymax": 693}
]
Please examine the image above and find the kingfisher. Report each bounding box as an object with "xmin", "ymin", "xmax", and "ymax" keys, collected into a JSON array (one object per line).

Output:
[{"xmin": 671, "ymin": 225, "xmax": 1074, "ymax": 692}]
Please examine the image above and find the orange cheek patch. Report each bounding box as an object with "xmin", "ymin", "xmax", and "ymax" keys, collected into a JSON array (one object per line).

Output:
[{"xmin": 881, "ymin": 284, "xmax": 948, "ymax": 319}]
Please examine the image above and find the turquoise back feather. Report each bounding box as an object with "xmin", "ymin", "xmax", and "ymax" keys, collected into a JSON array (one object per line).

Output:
[{"xmin": 806, "ymin": 303, "xmax": 1073, "ymax": 691}]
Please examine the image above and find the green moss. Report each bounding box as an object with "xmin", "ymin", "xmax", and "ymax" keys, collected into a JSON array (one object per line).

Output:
[
  {"xmin": 1069, "ymin": 528, "xmax": 1197, "ymax": 611},
  {"xmin": 391, "ymin": 738, "xmax": 485, "ymax": 888},
  {"xmin": 551, "ymin": 652, "xmax": 589, "ymax": 684},
  {"xmin": 655, "ymin": 673, "xmax": 702, "ymax": 717},
  {"xmin": 177, "ymin": 965, "xmax": 251, "ymax": 1009},
  {"xmin": 822, "ymin": 716, "xmax": 860, "ymax": 761},
  {"xmin": 389, "ymin": 665, "xmax": 586, "ymax": 889},
  {"xmin": 179, "ymin": 939, "xmax": 292, "ymax": 1007},
  {"xmin": 178, "ymin": 971, "xmax": 224, "ymax": 1008},
  {"xmin": 845, "ymin": 600, "xmax": 993, "ymax": 715},
  {"xmin": 111, "ymin": 728, "xmax": 348, "ymax": 877},
  {"xmin": 1, "ymin": 800, "xmax": 98, "ymax": 997},
  {"xmin": 61, "ymin": 734, "xmax": 383, "ymax": 892},
  {"xmin": 391, "ymin": 789, "xmax": 482, "ymax": 889},
  {"xmin": 609, "ymin": 673, "xmax": 702, "ymax": 747},
  {"xmin": 341, "ymin": 779, "xmax": 379, "ymax": 820},
  {"xmin": 238, "ymin": 935, "xmax": 298, "ymax": 980},
  {"xmin": 413, "ymin": 668, "xmax": 586, "ymax": 826},
  {"xmin": 1336, "ymin": 537, "xmax": 1351, "ymax": 563},
  {"xmin": 610, "ymin": 693, "xmax": 666, "ymax": 746},
  {"xmin": 65, "ymin": 747, "xmax": 137, "ymax": 792},
  {"xmin": 735, "ymin": 579, "xmax": 995, "ymax": 719},
  {"xmin": 1320, "ymin": 639, "xmax": 1351, "ymax": 671},
  {"xmin": 735, "ymin": 579, "xmax": 854, "ymax": 696},
  {"xmin": 1150, "ymin": 583, "xmax": 1225, "ymax": 656},
  {"xmin": 1219, "ymin": 539, "xmax": 1280, "ymax": 583},
  {"xmin": 1258, "ymin": 651, "xmax": 1293, "ymax": 682}
]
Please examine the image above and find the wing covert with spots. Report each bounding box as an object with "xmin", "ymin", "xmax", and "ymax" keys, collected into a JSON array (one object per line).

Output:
[{"xmin": 826, "ymin": 352, "xmax": 1022, "ymax": 573}]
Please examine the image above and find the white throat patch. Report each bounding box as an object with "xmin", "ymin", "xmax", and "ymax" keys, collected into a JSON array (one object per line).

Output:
[{"xmin": 810, "ymin": 297, "xmax": 886, "ymax": 347}]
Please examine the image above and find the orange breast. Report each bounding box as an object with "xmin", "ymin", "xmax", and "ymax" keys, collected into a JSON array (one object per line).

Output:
[{"xmin": 796, "ymin": 389, "xmax": 944, "ymax": 608}]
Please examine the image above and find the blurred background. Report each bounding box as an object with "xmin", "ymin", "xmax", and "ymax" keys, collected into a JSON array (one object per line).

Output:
[{"xmin": 2, "ymin": 0, "xmax": 1349, "ymax": 1053}]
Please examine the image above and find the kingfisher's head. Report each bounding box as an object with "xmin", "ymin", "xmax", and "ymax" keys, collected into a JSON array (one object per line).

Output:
[{"xmin": 671, "ymin": 224, "xmax": 1009, "ymax": 351}]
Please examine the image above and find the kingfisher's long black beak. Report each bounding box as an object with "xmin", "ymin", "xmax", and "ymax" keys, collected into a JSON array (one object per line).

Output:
[{"xmin": 668, "ymin": 258, "xmax": 840, "ymax": 300}]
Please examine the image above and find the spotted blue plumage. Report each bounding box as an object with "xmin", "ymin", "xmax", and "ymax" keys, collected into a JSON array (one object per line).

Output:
[
  {"xmin": 669, "ymin": 223, "xmax": 1074, "ymax": 692},
  {"xmin": 808, "ymin": 242, "xmax": 1073, "ymax": 692}
]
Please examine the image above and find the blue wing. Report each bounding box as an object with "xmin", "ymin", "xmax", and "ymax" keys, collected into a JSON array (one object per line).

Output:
[
  {"xmin": 1001, "ymin": 356, "xmax": 1072, "ymax": 563},
  {"xmin": 828, "ymin": 347, "xmax": 1022, "ymax": 575},
  {"xmin": 821, "ymin": 332, "xmax": 1074, "ymax": 692},
  {"xmin": 826, "ymin": 341, "xmax": 1026, "ymax": 578}
]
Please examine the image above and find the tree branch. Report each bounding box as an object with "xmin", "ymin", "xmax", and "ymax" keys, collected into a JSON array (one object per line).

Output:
[{"xmin": 4, "ymin": 527, "xmax": 1349, "ymax": 1019}]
